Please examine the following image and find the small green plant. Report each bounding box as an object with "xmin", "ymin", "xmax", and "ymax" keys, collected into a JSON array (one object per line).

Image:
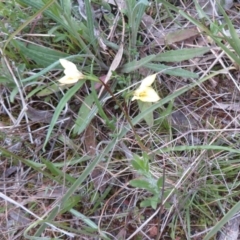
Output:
[{"xmin": 129, "ymin": 152, "xmax": 171, "ymax": 209}]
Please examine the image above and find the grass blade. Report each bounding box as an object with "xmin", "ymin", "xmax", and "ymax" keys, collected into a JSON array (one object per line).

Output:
[
  {"xmin": 203, "ymin": 201, "xmax": 240, "ymax": 240},
  {"xmin": 43, "ymin": 80, "xmax": 85, "ymax": 150},
  {"xmin": 154, "ymin": 47, "xmax": 210, "ymax": 62},
  {"xmin": 4, "ymin": 0, "xmax": 56, "ymax": 51}
]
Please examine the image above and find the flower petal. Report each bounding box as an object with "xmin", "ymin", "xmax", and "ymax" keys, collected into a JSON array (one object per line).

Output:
[
  {"xmin": 139, "ymin": 73, "xmax": 157, "ymax": 89},
  {"xmin": 132, "ymin": 86, "xmax": 160, "ymax": 102},
  {"xmin": 59, "ymin": 59, "xmax": 78, "ymax": 72},
  {"xmin": 58, "ymin": 59, "xmax": 85, "ymax": 85},
  {"xmin": 59, "ymin": 59, "xmax": 84, "ymax": 78},
  {"xmin": 58, "ymin": 75, "xmax": 79, "ymax": 85}
]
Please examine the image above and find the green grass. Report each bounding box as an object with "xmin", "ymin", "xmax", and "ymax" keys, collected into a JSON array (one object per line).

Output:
[{"xmin": 0, "ymin": 0, "xmax": 240, "ymax": 239}]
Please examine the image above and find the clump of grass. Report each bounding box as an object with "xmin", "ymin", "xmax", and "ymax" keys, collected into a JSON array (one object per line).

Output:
[{"xmin": 1, "ymin": 0, "xmax": 240, "ymax": 239}]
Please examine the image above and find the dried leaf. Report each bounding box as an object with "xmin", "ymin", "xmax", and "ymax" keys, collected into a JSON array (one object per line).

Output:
[
  {"xmin": 165, "ymin": 27, "xmax": 199, "ymax": 45},
  {"xmin": 90, "ymin": 166, "xmax": 111, "ymax": 193},
  {"xmin": 115, "ymin": 228, "xmax": 126, "ymax": 240},
  {"xmin": 141, "ymin": 13, "xmax": 155, "ymax": 28},
  {"xmin": 2, "ymin": 166, "xmax": 18, "ymax": 178},
  {"xmin": 84, "ymin": 123, "xmax": 96, "ymax": 156},
  {"xmin": 149, "ymin": 225, "xmax": 158, "ymax": 238},
  {"xmin": 7, "ymin": 141, "xmax": 23, "ymax": 153},
  {"xmin": 26, "ymin": 106, "xmax": 71, "ymax": 127},
  {"xmin": 26, "ymin": 105, "xmax": 53, "ymax": 123},
  {"xmin": 104, "ymin": 0, "xmax": 126, "ymax": 10},
  {"xmin": 212, "ymin": 103, "xmax": 240, "ymax": 112},
  {"xmin": 98, "ymin": 43, "xmax": 123, "ymax": 96},
  {"xmin": 9, "ymin": 208, "xmax": 31, "ymax": 226},
  {"xmin": 218, "ymin": 215, "xmax": 240, "ymax": 240}
]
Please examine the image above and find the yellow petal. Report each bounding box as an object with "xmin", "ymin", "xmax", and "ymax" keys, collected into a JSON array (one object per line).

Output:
[
  {"xmin": 59, "ymin": 59, "xmax": 78, "ymax": 72},
  {"xmin": 59, "ymin": 59, "xmax": 83, "ymax": 78},
  {"xmin": 132, "ymin": 86, "xmax": 160, "ymax": 102},
  {"xmin": 58, "ymin": 59, "xmax": 84, "ymax": 85},
  {"xmin": 139, "ymin": 73, "xmax": 157, "ymax": 89},
  {"xmin": 58, "ymin": 75, "xmax": 79, "ymax": 85}
]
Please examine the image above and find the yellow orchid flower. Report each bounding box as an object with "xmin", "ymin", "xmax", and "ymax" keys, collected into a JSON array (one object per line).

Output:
[
  {"xmin": 132, "ymin": 73, "xmax": 160, "ymax": 102},
  {"xmin": 58, "ymin": 59, "xmax": 85, "ymax": 85}
]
